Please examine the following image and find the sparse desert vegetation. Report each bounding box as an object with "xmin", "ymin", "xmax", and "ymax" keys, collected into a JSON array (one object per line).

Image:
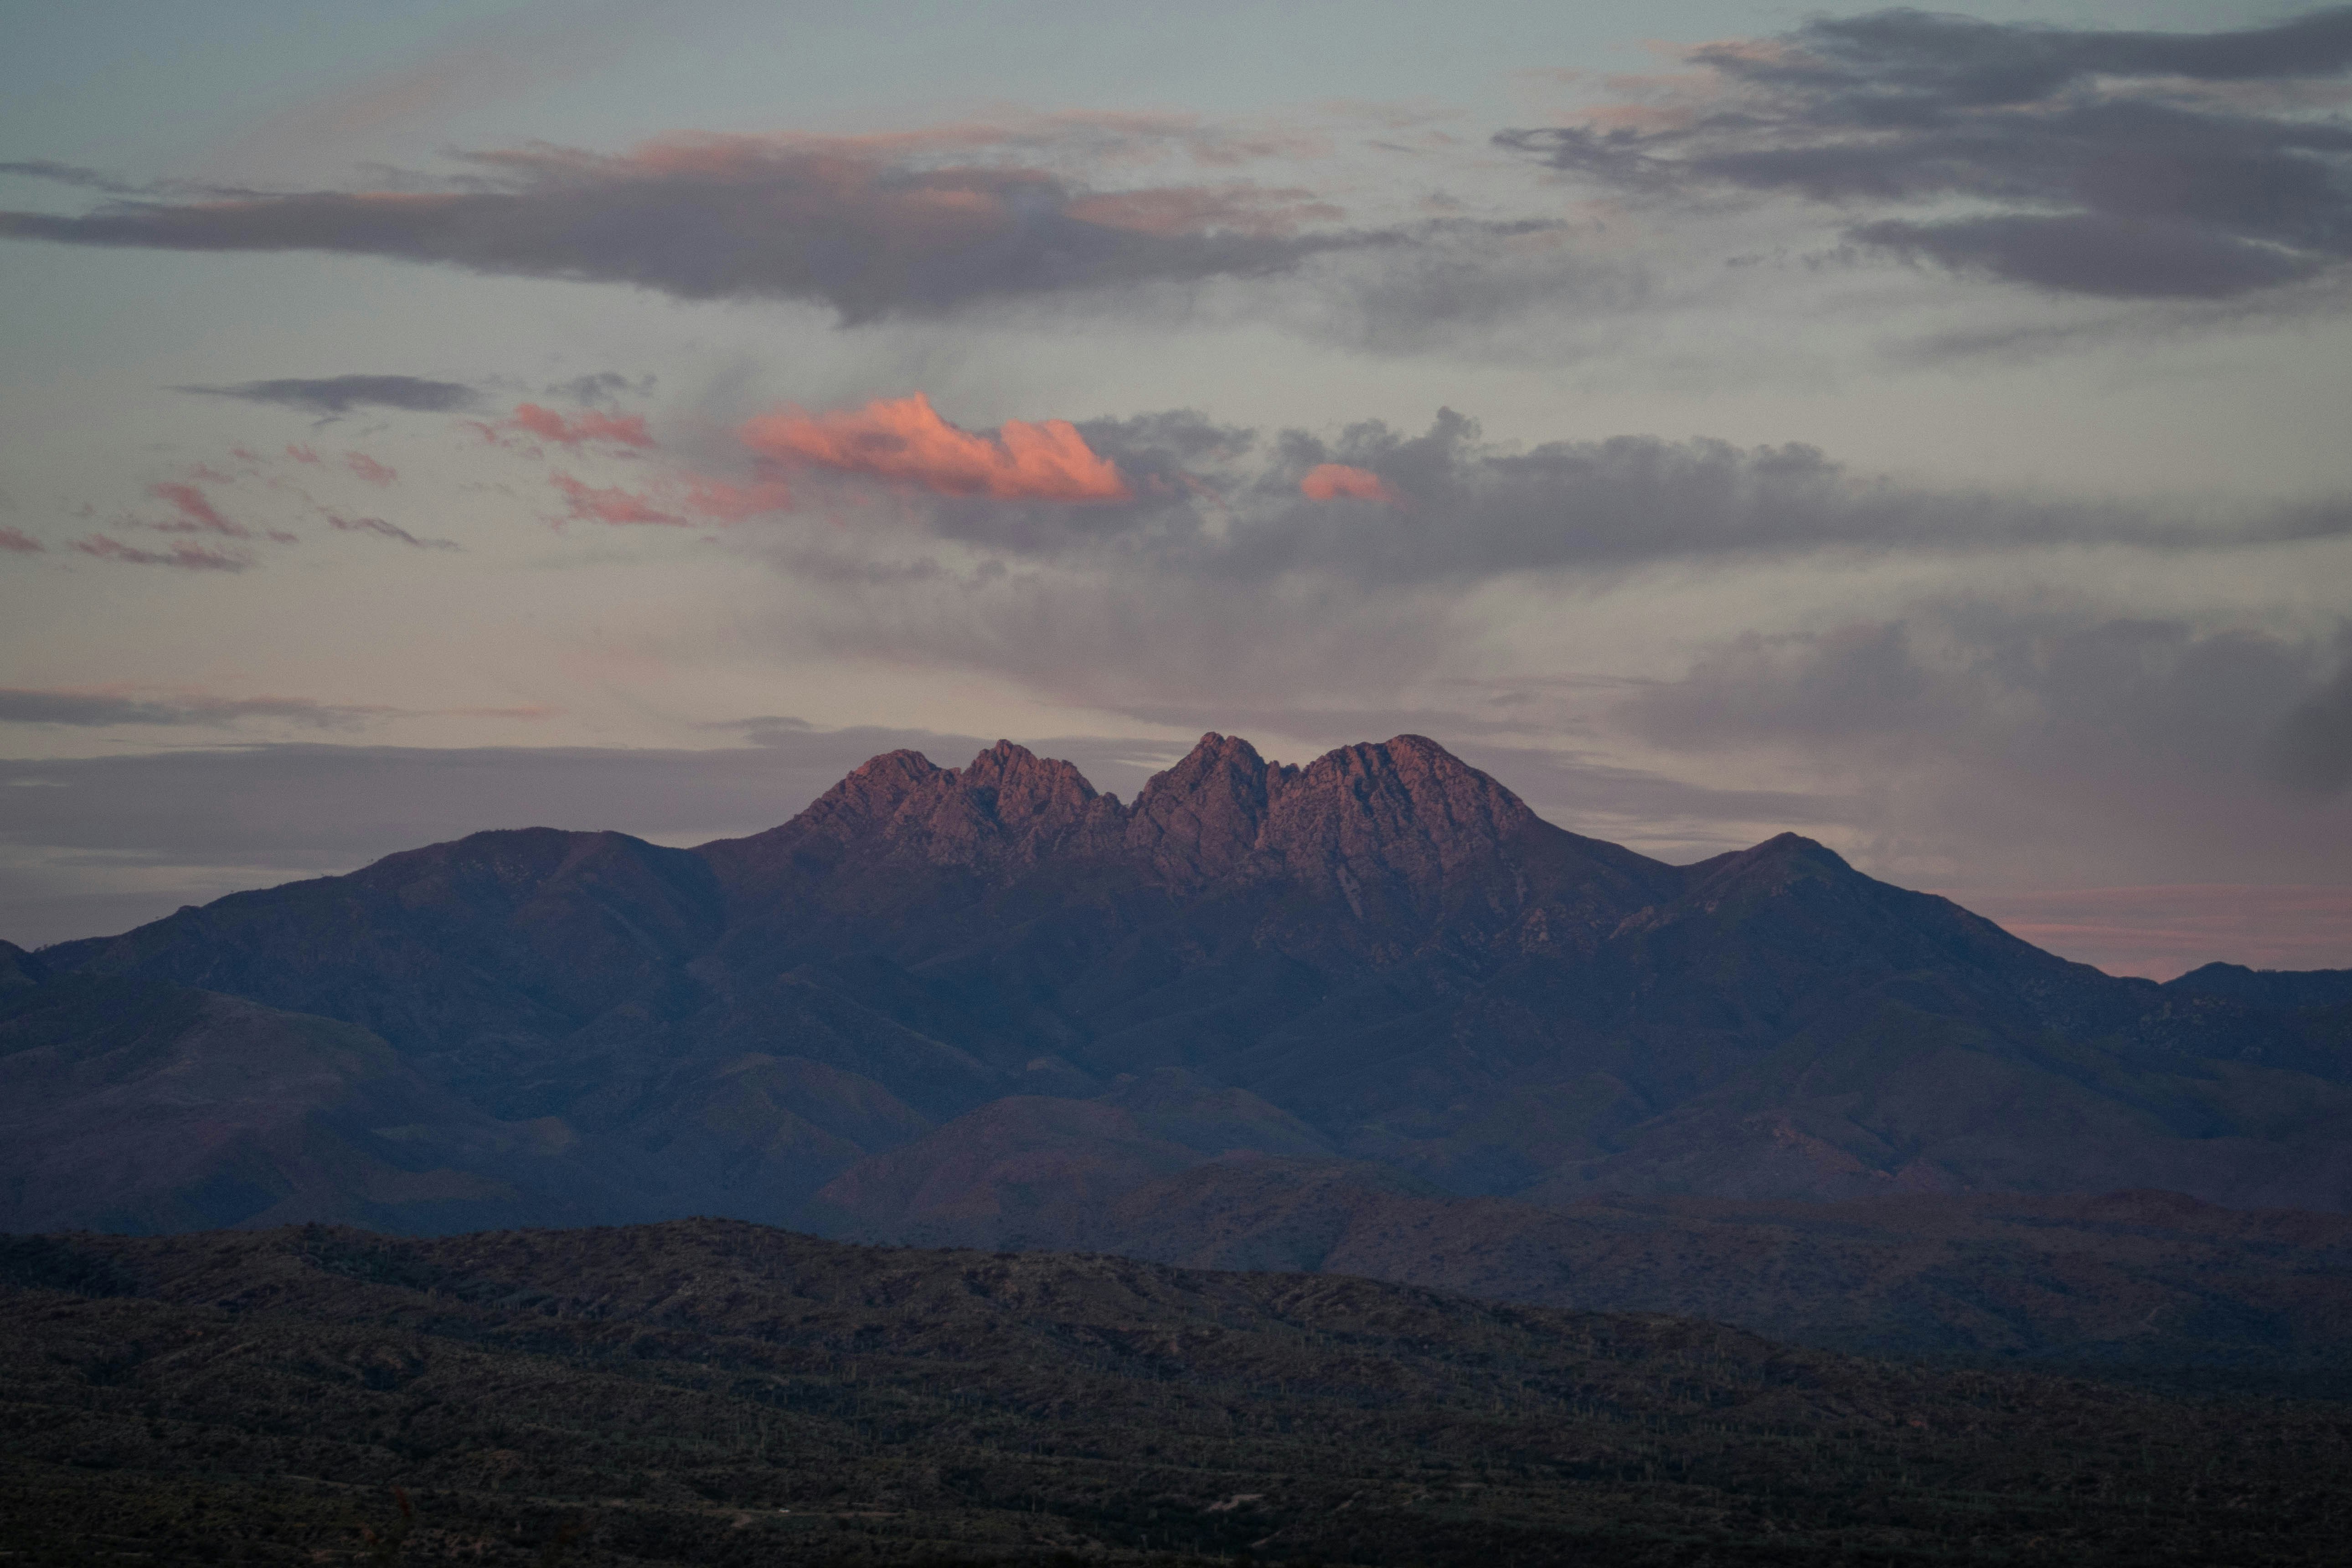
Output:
[{"xmin": 6, "ymin": 1221, "xmax": 2352, "ymax": 1565}]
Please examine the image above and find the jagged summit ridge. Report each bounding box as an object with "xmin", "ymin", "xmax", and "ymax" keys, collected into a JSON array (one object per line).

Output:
[
  {"xmin": 788, "ymin": 738, "xmax": 1115, "ymax": 869},
  {"xmin": 769, "ymin": 730, "xmax": 1542, "ymax": 892}
]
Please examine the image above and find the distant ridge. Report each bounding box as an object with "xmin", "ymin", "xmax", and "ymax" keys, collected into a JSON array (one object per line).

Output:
[{"xmin": 7, "ymin": 731, "xmax": 2350, "ymax": 1294}]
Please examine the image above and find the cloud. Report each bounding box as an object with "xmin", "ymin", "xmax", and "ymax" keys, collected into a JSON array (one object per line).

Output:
[
  {"xmin": 549, "ymin": 473, "xmax": 686, "ymax": 526},
  {"xmin": 678, "ymin": 475, "xmax": 794, "ymax": 522},
  {"xmin": 0, "ymin": 159, "xmax": 149, "ymax": 196},
  {"xmin": 341, "ymin": 452, "xmax": 397, "ymax": 486},
  {"xmin": 1299, "ymin": 462, "xmax": 1398, "ymax": 503},
  {"xmin": 0, "ymin": 123, "xmax": 1386, "ymax": 323},
  {"xmin": 0, "ymin": 527, "xmax": 42, "ymax": 554},
  {"xmin": 72, "ymin": 536, "xmax": 248, "ymax": 571},
  {"xmin": 502, "ymin": 402, "xmax": 655, "ymax": 449},
  {"xmin": 0, "ymin": 689, "xmax": 392, "ymax": 729},
  {"xmin": 547, "ymin": 371, "xmax": 655, "ymax": 407},
  {"xmin": 971, "ymin": 407, "xmax": 2346, "ymax": 583},
  {"xmin": 173, "ymin": 374, "xmax": 480, "ymax": 415},
  {"xmin": 147, "ymin": 482, "xmax": 242, "ymax": 536},
  {"xmin": 327, "ymin": 514, "xmax": 457, "ymax": 550},
  {"xmin": 1500, "ymin": 6, "xmax": 2352, "ymax": 300},
  {"xmin": 2268, "ymin": 659, "xmax": 2352, "ymax": 792},
  {"xmin": 1612, "ymin": 601, "xmax": 2352, "ymax": 887},
  {"xmin": 738, "ymin": 392, "xmax": 1129, "ymax": 501}
]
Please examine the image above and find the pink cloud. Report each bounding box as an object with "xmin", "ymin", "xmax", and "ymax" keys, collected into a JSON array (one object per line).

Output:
[
  {"xmin": 550, "ymin": 472, "xmax": 686, "ymax": 526},
  {"xmin": 343, "ymin": 453, "xmax": 397, "ymax": 486},
  {"xmin": 1299, "ymin": 463, "xmax": 1400, "ymax": 503},
  {"xmin": 75, "ymin": 535, "xmax": 249, "ymax": 571},
  {"xmin": 285, "ymin": 444, "xmax": 322, "ymax": 464},
  {"xmin": 147, "ymin": 482, "xmax": 248, "ymax": 536},
  {"xmin": 737, "ymin": 392, "xmax": 1128, "ymax": 502},
  {"xmin": 0, "ymin": 527, "xmax": 41, "ymax": 554},
  {"xmin": 680, "ymin": 475, "xmax": 794, "ymax": 521},
  {"xmin": 505, "ymin": 402, "xmax": 654, "ymax": 449}
]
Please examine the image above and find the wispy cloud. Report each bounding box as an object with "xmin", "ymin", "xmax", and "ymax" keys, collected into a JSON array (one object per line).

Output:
[
  {"xmin": 546, "ymin": 371, "xmax": 655, "ymax": 407},
  {"xmin": 327, "ymin": 514, "xmax": 457, "ymax": 550},
  {"xmin": 0, "ymin": 121, "xmax": 1391, "ymax": 323},
  {"xmin": 549, "ymin": 473, "xmax": 687, "ymax": 527},
  {"xmin": 147, "ymin": 481, "xmax": 243, "ymax": 536},
  {"xmin": 173, "ymin": 374, "xmax": 481, "ymax": 415},
  {"xmin": 341, "ymin": 452, "xmax": 397, "ymax": 486},
  {"xmin": 501, "ymin": 402, "xmax": 654, "ymax": 449},
  {"xmin": 0, "ymin": 688, "xmax": 391, "ymax": 729},
  {"xmin": 72, "ymin": 536, "xmax": 248, "ymax": 571}
]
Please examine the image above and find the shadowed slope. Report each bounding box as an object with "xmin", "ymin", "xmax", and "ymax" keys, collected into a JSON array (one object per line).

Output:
[
  {"xmin": 21, "ymin": 731, "xmax": 2352, "ymax": 1232},
  {"xmin": 0, "ymin": 976, "xmax": 598, "ymax": 1233}
]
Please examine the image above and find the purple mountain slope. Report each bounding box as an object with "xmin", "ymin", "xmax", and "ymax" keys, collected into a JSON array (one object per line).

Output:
[{"xmin": 13, "ymin": 733, "xmax": 2352, "ymax": 1241}]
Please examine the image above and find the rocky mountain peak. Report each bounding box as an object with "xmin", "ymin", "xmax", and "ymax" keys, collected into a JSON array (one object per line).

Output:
[
  {"xmin": 791, "ymin": 741, "xmax": 1107, "ymax": 870},
  {"xmin": 1258, "ymin": 735, "xmax": 1537, "ymax": 899},
  {"xmin": 956, "ymin": 740, "xmax": 1101, "ymax": 825},
  {"xmin": 1124, "ymin": 732, "xmax": 1294, "ymax": 886},
  {"xmin": 1679, "ymin": 831, "xmax": 1853, "ymax": 904}
]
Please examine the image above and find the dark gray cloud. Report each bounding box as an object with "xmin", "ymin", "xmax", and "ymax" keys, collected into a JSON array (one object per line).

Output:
[
  {"xmin": 1614, "ymin": 603, "xmax": 2352, "ymax": 887},
  {"xmin": 173, "ymin": 374, "xmax": 480, "ymax": 415},
  {"xmin": 0, "ymin": 134, "xmax": 1393, "ymax": 323},
  {"xmin": 0, "ymin": 690, "xmax": 389, "ymax": 729},
  {"xmin": 71, "ymin": 536, "xmax": 249, "ymax": 571},
  {"xmin": 326, "ymin": 514, "xmax": 458, "ymax": 550},
  {"xmin": 2269, "ymin": 658, "xmax": 2352, "ymax": 792},
  {"xmin": 1500, "ymin": 6, "xmax": 2352, "ymax": 300}
]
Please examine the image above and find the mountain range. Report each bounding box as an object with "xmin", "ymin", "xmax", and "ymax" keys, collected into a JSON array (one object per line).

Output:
[{"xmin": 8, "ymin": 731, "xmax": 2352, "ymax": 1362}]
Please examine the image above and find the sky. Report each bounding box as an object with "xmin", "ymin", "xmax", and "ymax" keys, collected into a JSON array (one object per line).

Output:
[{"xmin": 2, "ymin": 0, "xmax": 2350, "ymax": 978}]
